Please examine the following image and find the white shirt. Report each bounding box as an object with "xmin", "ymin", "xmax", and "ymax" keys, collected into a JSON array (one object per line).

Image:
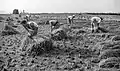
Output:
[
  {"xmin": 91, "ymin": 17, "xmax": 102, "ymax": 23},
  {"xmin": 49, "ymin": 20, "xmax": 58, "ymax": 26},
  {"xmin": 68, "ymin": 16, "xmax": 75, "ymax": 20},
  {"xmin": 27, "ymin": 21, "xmax": 38, "ymax": 28}
]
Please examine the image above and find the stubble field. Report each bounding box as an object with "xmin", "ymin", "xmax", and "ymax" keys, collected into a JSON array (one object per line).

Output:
[{"xmin": 0, "ymin": 13, "xmax": 120, "ymax": 71}]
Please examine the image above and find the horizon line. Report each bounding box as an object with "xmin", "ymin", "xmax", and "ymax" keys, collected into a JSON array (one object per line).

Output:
[{"xmin": 0, "ymin": 11, "xmax": 120, "ymax": 14}]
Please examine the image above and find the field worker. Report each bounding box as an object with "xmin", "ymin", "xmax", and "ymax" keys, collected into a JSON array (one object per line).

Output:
[
  {"xmin": 20, "ymin": 20, "xmax": 38, "ymax": 42},
  {"xmin": 67, "ymin": 15, "xmax": 75, "ymax": 24},
  {"xmin": 90, "ymin": 16, "xmax": 103, "ymax": 33},
  {"xmin": 49, "ymin": 20, "xmax": 60, "ymax": 32}
]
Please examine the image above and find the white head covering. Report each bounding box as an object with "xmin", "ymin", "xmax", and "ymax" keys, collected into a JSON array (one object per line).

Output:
[
  {"xmin": 26, "ymin": 15, "xmax": 30, "ymax": 18},
  {"xmin": 59, "ymin": 23, "xmax": 64, "ymax": 25},
  {"xmin": 91, "ymin": 16, "xmax": 102, "ymax": 23},
  {"xmin": 72, "ymin": 15, "xmax": 75, "ymax": 17}
]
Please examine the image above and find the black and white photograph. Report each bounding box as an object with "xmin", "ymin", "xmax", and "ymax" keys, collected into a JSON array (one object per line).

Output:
[{"xmin": 0, "ymin": 0, "xmax": 120, "ymax": 71}]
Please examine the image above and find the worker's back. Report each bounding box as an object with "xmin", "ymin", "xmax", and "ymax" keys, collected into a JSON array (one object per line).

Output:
[
  {"xmin": 68, "ymin": 15, "xmax": 75, "ymax": 20},
  {"xmin": 49, "ymin": 20, "xmax": 58, "ymax": 26},
  {"xmin": 27, "ymin": 21, "xmax": 38, "ymax": 30}
]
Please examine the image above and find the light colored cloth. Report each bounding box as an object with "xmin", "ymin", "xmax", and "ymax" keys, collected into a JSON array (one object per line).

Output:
[
  {"xmin": 22, "ymin": 21, "xmax": 38, "ymax": 40},
  {"xmin": 51, "ymin": 28, "xmax": 63, "ymax": 34},
  {"xmin": 67, "ymin": 15, "xmax": 75, "ymax": 24},
  {"xmin": 26, "ymin": 15, "xmax": 30, "ymax": 18},
  {"xmin": 49, "ymin": 20, "xmax": 60, "ymax": 32},
  {"xmin": 49, "ymin": 20, "xmax": 58, "ymax": 26},
  {"xmin": 68, "ymin": 16, "xmax": 73, "ymax": 20},
  {"xmin": 68, "ymin": 15, "xmax": 75, "ymax": 20},
  {"xmin": 24, "ymin": 21, "xmax": 38, "ymax": 33},
  {"xmin": 91, "ymin": 16, "xmax": 102, "ymax": 23},
  {"xmin": 27, "ymin": 21, "xmax": 38, "ymax": 28}
]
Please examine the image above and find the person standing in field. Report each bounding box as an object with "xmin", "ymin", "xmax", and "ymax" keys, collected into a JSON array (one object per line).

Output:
[
  {"xmin": 90, "ymin": 16, "xmax": 103, "ymax": 33},
  {"xmin": 67, "ymin": 15, "xmax": 75, "ymax": 25}
]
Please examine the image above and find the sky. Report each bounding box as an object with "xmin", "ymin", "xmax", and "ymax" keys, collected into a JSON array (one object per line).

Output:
[{"xmin": 0, "ymin": 0, "xmax": 120, "ymax": 13}]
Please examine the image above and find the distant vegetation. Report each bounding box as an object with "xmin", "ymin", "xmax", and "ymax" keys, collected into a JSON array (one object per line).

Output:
[
  {"xmin": 30, "ymin": 13, "xmax": 120, "ymax": 15},
  {"xmin": 84, "ymin": 13, "xmax": 120, "ymax": 15}
]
